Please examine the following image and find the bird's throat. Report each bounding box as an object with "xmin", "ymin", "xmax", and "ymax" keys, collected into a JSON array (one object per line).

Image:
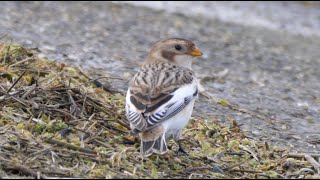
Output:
[{"xmin": 173, "ymin": 55, "xmax": 193, "ymax": 69}]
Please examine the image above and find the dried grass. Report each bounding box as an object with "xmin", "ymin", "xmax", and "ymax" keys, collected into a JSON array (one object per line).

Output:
[{"xmin": 0, "ymin": 42, "xmax": 319, "ymax": 179}]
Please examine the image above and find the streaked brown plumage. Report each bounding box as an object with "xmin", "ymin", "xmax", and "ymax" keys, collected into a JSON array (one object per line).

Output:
[{"xmin": 125, "ymin": 38, "xmax": 203, "ymax": 157}]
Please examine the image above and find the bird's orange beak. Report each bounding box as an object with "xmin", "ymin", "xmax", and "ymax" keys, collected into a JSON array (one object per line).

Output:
[{"xmin": 191, "ymin": 48, "xmax": 203, "ymax": 57}]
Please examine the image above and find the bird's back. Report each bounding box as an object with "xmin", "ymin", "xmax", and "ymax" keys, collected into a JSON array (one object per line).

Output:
[{"xmin": 128, "ymin": 62, "xmax": 195, "ymax": 115}]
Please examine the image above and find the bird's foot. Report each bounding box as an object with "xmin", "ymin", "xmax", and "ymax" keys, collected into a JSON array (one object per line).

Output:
[{"xmin": 177, "ymin": 140, "xmax": 189, "ymax": 156}]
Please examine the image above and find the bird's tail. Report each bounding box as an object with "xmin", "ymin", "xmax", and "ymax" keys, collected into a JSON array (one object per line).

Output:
[{"xmin": 140, "ymin": 132, "xmax": 168, "ymax": 157}]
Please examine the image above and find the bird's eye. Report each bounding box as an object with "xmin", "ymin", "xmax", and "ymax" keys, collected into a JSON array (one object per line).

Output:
[{"xmin": 175, "ymin": 44, "xmax": 182, "ymax": 51}]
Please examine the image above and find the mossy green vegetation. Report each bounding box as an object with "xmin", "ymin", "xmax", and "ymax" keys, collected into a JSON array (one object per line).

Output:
[{"xmin": 0, "ymin": 42, "xmax": 319, "ymax": 179}]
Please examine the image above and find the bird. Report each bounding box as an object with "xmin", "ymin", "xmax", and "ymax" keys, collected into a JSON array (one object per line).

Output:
[{"xmin": 125, "ymin": 38, "xmax": 203, "ymax": 157}]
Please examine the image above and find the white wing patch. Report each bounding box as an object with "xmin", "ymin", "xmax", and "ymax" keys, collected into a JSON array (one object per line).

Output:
[{"xmin": 126, "ymin": 81, "xmax": 198, "ymax": 133}]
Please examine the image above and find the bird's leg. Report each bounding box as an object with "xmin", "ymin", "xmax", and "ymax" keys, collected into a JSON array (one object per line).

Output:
[
  {"xmin": 174, "ymin": 131, "xmax": 188, "ymax": 155},
  {"xmin": 177, "ymin": 139, "xmax": 188, "ymax": 155}
]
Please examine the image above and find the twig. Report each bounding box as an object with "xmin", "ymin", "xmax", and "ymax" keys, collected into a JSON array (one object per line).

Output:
[
  {"xmin": 57, "ymin": 148, "xmax": 99, "ymax": 158},
  {"xmin": 85, "ymin": 96, "xmax": 112, "ymax": 116},
  {"xmin": 239, "ymin": 145, "xmax": 260, "ymax": 162},
  {"xmin": 2, "ymin": 161, "xmax": 48, "ymax": 179},
  {"xmin": 211, "ymin": 150, "xmax": 226, "ymax": 162},
  {"xmin": 225, "ymin": 151, "xmax": 245, "ymax": 156},
  {"xmin": 185, "ymin": 166, "xmax": 213, "ymax": 174},
  {"xmin": 287, "ymin": 153, "xmax": 320, "ymax": 158},
  {"xmin": 21, "ymin": 84, "xmax": 37, "ymax": 99},
  {"xmin": 96, "ymin": 122, "xmax": 128, "ymax": 134},
  {"xmin": 93, "ymin": 138, "xmax": 115, "ymax": 149},
  {"xmin": 93, "ymin": 79, "xmax": 123, "ymax": 94},
  {"xmin": 230, "ymin": 169, "xmax": 263, "ymax": 173},
  {"xmin": 2, "ymin": 38, "xmax": 12, "ymax": 64},
  {"xmin": 42, "ymin": 177, "xmax": 83, "ymax": 179},
  {"xmin": 77, "ymin": 66, "xmax": 124, "ymax": 94},
  {"xmin": 117, "ymin": 119, "xmax": 130, "ymax": 130},
  {"xmin": 51, "ymin": 109, "xmax": 77, "ymax": 120},
  {"xmin": 9, "ymin": 57, "xmax": 35, "ymax": 67},
  {"xmin": 6, "ymin": 70, "xmax": 27, "ymax": 93},
  {"xmin": 44, "ymin": 138, "xmax": 97, "ymax": 155},
  {"xmin": 67, "ymin": 90, "xmax": 81, "ymax": 116},
  {"xmin": 23, "ymin": 147, "xmax": 52, "ymax": 163},
  {"xmin": 305, "ymin": 155, "xmax": 320, "ymax": 174},
  {"xmin": 227, "ymin": 160, "xmax": 247, "ymax": 170}
]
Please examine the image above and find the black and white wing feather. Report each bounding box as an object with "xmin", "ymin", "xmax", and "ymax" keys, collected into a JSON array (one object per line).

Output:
[{"xmin": 125, "ymin": 63, "xmax": 198, "ymax": 134}]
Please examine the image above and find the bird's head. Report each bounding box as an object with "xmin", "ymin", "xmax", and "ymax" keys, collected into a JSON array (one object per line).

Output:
[{"xmin": 146, "ymin": 38, "xmax": 203, "ymax": 69}]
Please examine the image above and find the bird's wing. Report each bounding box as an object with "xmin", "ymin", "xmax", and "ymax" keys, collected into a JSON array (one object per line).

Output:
[{"xmin": 125, "ymin": 63, "xmax": 198, "ymax": 133}]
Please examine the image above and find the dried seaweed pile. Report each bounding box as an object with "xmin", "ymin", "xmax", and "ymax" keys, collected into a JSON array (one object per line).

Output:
[{"xmin": 0, "ymin": 42, "xmax": 319, "ymax": 179}]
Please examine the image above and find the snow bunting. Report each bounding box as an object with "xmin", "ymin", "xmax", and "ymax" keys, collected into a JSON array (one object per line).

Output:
[{"xmin": 125, "ymin": 38, "xmax": 203, "ymax": 157}]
